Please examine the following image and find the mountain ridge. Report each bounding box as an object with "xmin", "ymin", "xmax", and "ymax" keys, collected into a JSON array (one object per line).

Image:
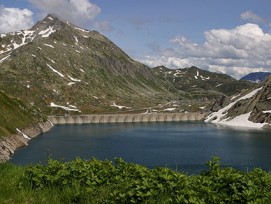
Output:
[
  {"xmin": 151, "ymin": 65, "xmax": 254, "ymax": 99},
  {"xmin": 240, "ymin": 72, "xmax": 271, "ymax": 83},
  {"xmin": 0, "ymin": 15, "xmax": 177, "ymax": 114},
  {"xmin": 0, "ymin": 14, "xmax": 255, "ymax": 115}
]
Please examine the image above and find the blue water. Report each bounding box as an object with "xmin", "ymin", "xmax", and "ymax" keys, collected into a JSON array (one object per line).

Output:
[{"xmin": 10, "ymin": 122, "xmax": 271, "ymax": 174}]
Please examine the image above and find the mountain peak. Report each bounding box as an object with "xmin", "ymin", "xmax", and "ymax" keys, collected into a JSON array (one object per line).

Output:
[{"xmin": 30, "ymin": 14, "xmax": 68, "ymax": 33}]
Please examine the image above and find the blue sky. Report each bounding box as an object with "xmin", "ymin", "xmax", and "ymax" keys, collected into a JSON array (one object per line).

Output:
[{"xmin": 1, "ymin": 0, "xmax": 271, "ymax": 78}]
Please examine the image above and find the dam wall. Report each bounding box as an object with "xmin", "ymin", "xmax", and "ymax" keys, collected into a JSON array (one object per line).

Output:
[{"xmin": 48, "ymin": 112, "xmax": 205, "ymax": 125}]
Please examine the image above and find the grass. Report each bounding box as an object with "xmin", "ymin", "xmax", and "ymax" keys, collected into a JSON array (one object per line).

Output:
[{"xmin": 0, "ymin": 91, "xmax": 45, "ymax": 138}]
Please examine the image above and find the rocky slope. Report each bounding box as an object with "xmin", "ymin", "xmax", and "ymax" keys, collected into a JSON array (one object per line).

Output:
[
  {"xmin": 0, "ymin": 14, "xmax": 176, "ymax": 114},
  {"xmin": 0, "ymin": 91, "xmax": 53, "ymax": 162},
  {"xmin": 152, "ymin": 66, "xmax": 254, "ymax": 99},
  {"xmin": 205, "ymin": 76, "xmax": 271, "ymax": 129}
]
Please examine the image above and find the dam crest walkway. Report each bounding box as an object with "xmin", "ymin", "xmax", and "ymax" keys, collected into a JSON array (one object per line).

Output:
[{"xmin": 48, "ymin": 112, "xmax": 205, "ymax": 125}]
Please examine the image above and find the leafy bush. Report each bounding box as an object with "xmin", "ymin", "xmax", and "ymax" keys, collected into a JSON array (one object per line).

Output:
[{"xmin": 18, "ymin": 157, "xmax": 271, "ymax": 203}]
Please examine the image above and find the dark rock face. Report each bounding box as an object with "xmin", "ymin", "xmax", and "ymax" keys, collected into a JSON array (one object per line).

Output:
[{"xmin": 210, "ymin": 96, "xmax": 230, "ymax": 112}]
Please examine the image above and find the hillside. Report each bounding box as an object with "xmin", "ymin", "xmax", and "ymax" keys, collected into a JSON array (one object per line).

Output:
[
  {"xmin": 205, "ymin": 76, "xmax": 271, "ymax": 129},
  {"xmin": 152, "ymin": 66, "xmax": 254, "ymax": 99},
  {"xmin": 0, "ymin": 91, "xmax": 46, "ymax": 138},
  {"xmin": 240, "ymin": 72, "xmax": 271, "ymax": 83},
  {"xmin": 0, "ymin": 14, "xmax": 176, "ymax": 114}
]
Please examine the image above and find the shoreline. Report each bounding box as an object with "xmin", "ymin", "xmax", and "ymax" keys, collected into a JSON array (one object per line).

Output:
[{"xmin": 0, "ymin": 120, "xmax": 53, "ymax": 163}]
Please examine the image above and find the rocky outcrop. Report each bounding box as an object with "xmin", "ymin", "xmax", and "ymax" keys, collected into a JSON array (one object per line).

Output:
[
  {"xmin": 210, "ymin": 96, "xmax": 229, "ymax": 112},
  {"xmin": 205, "ymin": 76, "xmax": 271, "ymax": 129},
  {"xmin": 0, "ymin": 121, "xmax": 53, "ymax": 162}
]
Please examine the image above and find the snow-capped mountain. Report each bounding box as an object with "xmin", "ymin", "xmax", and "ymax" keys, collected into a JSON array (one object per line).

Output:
[
  {"xmin": 0, "ymin": 14, "xmax": 176, "ymax": 114},
  {"xmin": 205, "ymin": 76, "xmax": 271, "ymax": 129}
]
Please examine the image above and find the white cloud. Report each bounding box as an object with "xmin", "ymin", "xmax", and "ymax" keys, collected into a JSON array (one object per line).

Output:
[
  {"xmin": 240, "ymin": 11, "xmax": 264, "ymax": 24},
  {"xmin": 27, "ymin": 0, "xmax": 100, "ymax": 26},
  {"xmin": 0, "ymin": 6, "xmax": 33, "ymax": 33},
  {"xmin": 140, "ymin": 23, "xmax": 271, "ymax": 79}
]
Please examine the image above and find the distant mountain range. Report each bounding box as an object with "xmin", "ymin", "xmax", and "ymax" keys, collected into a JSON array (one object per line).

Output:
[
  {"xmin": 240, "ymin": 72, "xmax": 271, "ymax": 83},
  {"xmin": 152, "ymin": 66, "xmax": 253, "ymax": 99},
  {"xmin": 0, "ymin": 14, "xmax": 254, "ymax": 114}
]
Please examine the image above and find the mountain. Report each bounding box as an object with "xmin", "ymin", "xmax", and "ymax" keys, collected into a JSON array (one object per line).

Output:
[
  {"xmin": 0, "ymin": 91, "xmax": 46, "ymax": 138},
  {"xmin": 205, "ymin": 76, "xmax": 271, "ymax": 129},
  {"xmin": 152, "ymin": 66, "xmax": 254, "ymax": 99},
  {"xmin": 0, "ymin": 90, "xmax": 53, "ymax": 162},
  {"xmin": 240, "ymin": 72, "xmax": 271, "ymax": 83},
  {"xmin": 0, "ymin": 14, "xmax": 176, "ymax": 114}
]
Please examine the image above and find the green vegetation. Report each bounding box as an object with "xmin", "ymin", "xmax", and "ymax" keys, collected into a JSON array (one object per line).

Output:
[
  {"xmin": 0, "ymin": 157, "xmax": 271, "ymax": 203},
  {"xmin": 0, "ymin": 91, "xmax": 46, "ymax": 138}
]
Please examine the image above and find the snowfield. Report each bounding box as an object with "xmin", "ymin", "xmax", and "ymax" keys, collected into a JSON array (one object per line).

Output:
[{"xmin": 205, "ymin": 87, "xmax": 267, "ymax": 128}]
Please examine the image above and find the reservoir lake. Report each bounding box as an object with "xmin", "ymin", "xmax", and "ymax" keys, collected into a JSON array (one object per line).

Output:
[{"xmin": 11, "ymin": 122, "xmax": 271, "ymax": 174}]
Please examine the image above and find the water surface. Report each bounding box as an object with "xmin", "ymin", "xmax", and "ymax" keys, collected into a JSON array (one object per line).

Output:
[{"xmin": 11, "ymin": 122, "xmax": 271, "ymax": 173}]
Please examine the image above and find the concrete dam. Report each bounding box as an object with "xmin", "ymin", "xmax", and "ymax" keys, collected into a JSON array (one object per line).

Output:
[{"xmin": 48, "ymin": 112, "xmax": 206, "ymax": 125}]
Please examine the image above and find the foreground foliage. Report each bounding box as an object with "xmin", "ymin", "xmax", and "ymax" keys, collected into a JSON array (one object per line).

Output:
[{"xmin": 1, "ymin": 157, "xmax": 271, "ymax": 203}]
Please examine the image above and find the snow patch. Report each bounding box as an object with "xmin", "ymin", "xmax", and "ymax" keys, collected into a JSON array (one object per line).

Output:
[
  {"xmin": 50, "ymin": 102, "xmax": 80, "ymax": 112},
  {"xmin": 215, "ymin": 84, "xmax": 223, "ymax": 87},
  {"xmin": 231, "ymin": 94, "xmax": 241, "ymax": 100},
  {"xmin": 80, "ymin": 69, "xmax": 85, "ymax": 73},
  {"xmin": 16, "ymin": 128, "xmax": 31, "ymax": 140},
  {"xmin": 194, "ymin": 70, "xmax": 210, "ymax": 80},
  {"xmin": 93, "ymin": 96, "xmax": 98, "ymax": 99},
  {"xmin": 68, "ymin": 75, "xmax": 81, "ymax": 82},
  {"xmin": 39, "ymin": 26, "xmax": 56, "ymax": 38},
  {"xmin": 46, "ymin": 64, "xmax": 64, "ymax": 77},
  {"xmin": 173, "ymin": 70, "xmax": 182, "ymax": 77},
  {"xmin": 75, "ymin": 50, "xmax": 80, "ymax": 53},
  {"xmin": 68, "ymin": 82, "xmax": 75, "ymax": 86},
  {"xmin": 263, "ymin": 110, "xmax": 271, "ymax": 113},
  {"xmin": 74, "ymin": 36, "xmax": 79, "ymax": 43},
  {"xmin": 205, "ymin": 87, "xmax": 265, "ymax": 128},
  {"xmin": 110, "ymin": 103, "xmax": 131, "ymax": 110},
  {"xmin": 163, "ymin": 108, "xmax": 176, "ymax": 112},
  {"xmin": 75, "ymin": 27, "xmax": 89, "ymax": 32},
  {"xmin": 44, "ymin": 43, "xmax": 54, "ymax": 48},
  {"xmin": 216, "ymin": 112, "xmax": 265, "ymax": 128},
  {"xmin": 0, "ymin": 55, "xmax": 10, "ymax": 64}
]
